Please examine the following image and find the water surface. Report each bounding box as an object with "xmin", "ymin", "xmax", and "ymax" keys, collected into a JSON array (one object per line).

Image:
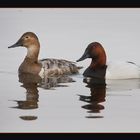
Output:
[{"xmin": 0, "ymin": 8, "xmax": 140, "ymax": 132}]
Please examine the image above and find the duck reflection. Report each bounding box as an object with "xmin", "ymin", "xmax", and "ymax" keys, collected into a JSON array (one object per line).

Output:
[
  {"xmin": 40, "ymin": 75, "xmax": 75, "ymax": 89},
  {"xmin": 11, "ymin": 73, "xmax": 75, "ymax": 120},
  {"xmin": 12, "ymin": 73, "xmax": 41, "ymax": 110},
  {"xmin": 19, "ymin": 116, "xmax": 38, "ymax": 121},
  {"xmin": 79, "ymin": 77, "xmax": 106, "ymax": 118}
]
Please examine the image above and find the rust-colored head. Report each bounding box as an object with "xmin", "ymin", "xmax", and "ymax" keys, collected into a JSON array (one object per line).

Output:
[
  {"xmin": 77, "ymin": 42, "xmax": 106, "ymax": 69},
  {"xmin": 8, "ymin": 32, "xmax": 40, "ymax": 49},
  {"xmin": 77, "ymin": 42, "xmax": 107, "ymax": 79}
]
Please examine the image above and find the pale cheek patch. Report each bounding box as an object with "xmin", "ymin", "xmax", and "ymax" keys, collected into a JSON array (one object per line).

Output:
[{"xmin": 27, "ymin": 45, "xmax": 37, "ymax": 57}]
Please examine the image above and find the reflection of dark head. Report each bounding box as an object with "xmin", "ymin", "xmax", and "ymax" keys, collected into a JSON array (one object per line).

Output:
[{"xmin": 79, "ymin": 77, "xmax": 106, "ymax": 116}]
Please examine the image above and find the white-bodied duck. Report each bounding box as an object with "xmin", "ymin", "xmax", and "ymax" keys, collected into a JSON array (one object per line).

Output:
[{"xmin": 77, "ymin": 42, "xmax": 140, "ymax": 80}]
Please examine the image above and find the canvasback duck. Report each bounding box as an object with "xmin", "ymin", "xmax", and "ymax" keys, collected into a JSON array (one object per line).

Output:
[
  {"xmin": 77, "ymin": 42, "xmax": 140, "ymax": 80},
  {"xmin": 8, "ymin": 32, "xmax": 81, "ymax": 77}
]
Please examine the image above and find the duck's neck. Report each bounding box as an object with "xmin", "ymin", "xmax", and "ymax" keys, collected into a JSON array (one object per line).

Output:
[
  {"xmin": 83, "ymin": 54, "xmax": 107, "ymax": 79},
  {"xmin": 19, "ymin": 44, "xmax": 41, "ymax": 75},
  {"xmin": 26, "ymin": 44, "xmax": 40, "ymax": 63},
  {"xmin": 90, "ymin": 53, "xmax": 106, "ymax": 69}
]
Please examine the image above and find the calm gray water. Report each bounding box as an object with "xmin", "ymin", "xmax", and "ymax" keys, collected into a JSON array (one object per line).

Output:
[{"xmin": 1, "ymin": 8, "xmax": 140, "ymax": 132}]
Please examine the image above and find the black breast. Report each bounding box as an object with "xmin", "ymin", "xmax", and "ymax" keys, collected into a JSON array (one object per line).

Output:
[{"xmin": 83, "ymin": 65, "xmax": 107, "ymax": 79}]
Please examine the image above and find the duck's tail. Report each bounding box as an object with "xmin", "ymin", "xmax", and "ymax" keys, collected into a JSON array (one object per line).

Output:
[
  {"xmin": 127, "ymin": 61, "xmax": 140, "ymax": 69},
  {"xmin": 127, "ymin": 61, "xmax": 136, "ymax": 65}
]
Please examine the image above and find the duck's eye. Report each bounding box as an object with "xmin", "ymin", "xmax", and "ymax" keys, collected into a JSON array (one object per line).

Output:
[{"xmin": 25, "ymin": 36, "xmax": 29, "ymax": 39}]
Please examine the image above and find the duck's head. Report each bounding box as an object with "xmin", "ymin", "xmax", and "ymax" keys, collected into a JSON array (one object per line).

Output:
[
  {"xmin": 8, "ymin": 32, "xmax": 40, "ymax": 61},
  {"xmin": 77, "ymin": 42, "xmax": 107, "ymax": 79},
  {"xmin": 77, "ymin": 42, "xmax": 106, "ymax": 68},
  {"xmin": 8, "ymin": 32, "xmax": 40, "ymax": 49}
]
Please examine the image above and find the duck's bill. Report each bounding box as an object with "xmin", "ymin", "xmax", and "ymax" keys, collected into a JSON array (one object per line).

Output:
[
  {"xmin": 8, "ymin": 43, "xmax": 19, "ymax": 49},
  {"xmin": 76, "ymin": 51, "xmax": 90, "ymax": 62},
  {"xmin": 8, "ymin": 41, "xmax": 22, "ymax": 49}
]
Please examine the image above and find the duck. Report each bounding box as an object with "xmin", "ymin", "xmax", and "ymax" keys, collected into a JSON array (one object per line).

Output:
[
  {"xmin": 76, "ymin": 42, "xmax": 140, "ymax": 80},
  {"xmin": 8, "ymin": 32, "xmax": 81, "ymax": 77}
]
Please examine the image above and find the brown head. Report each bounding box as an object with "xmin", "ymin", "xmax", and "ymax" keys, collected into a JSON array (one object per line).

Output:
[
  {"xmin": 8, "ymin": 32, "xmax": 42, "ymax": 75},
  {"xmin": 77, "ymin": 42, "xmax": 107, "ymax": 79},
  {"xmin": 8, "ymin": 32, "xmax": 39, "ymax": 48},
  {"xmin": 8, "ymin": 32, "xmax": 40, "ymax": 60}
]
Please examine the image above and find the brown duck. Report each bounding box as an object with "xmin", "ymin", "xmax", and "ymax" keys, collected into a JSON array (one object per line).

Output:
[{"xmin": 8, "ymin": 32, "xmax": 82, "ymax": 77}]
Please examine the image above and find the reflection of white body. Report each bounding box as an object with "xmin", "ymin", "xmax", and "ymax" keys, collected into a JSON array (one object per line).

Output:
[
  {"xmin": 107, "ymin": 79, "xmax": 140, "ymax": 91},
  {"xmin": 106, "ymin": 61, "xmax": 140, "ymax": 79}
]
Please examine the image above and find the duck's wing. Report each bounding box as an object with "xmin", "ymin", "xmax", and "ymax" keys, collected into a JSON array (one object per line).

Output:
[{"xmin": 39, "ymin": 58, "xmax": 82, "ymax": 76}]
